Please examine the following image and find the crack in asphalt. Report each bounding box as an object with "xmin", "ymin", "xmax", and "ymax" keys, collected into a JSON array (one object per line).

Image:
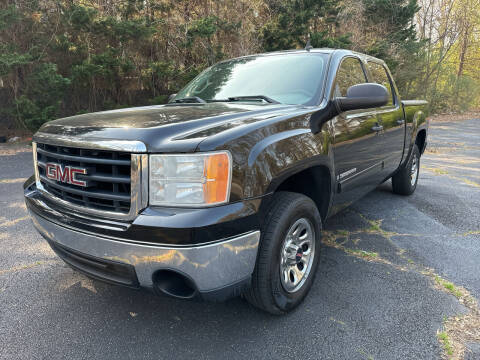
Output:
[
  {"xmin": 0, "ymin": 260, "xmax": 61, "ymax": 277},
  {"xmin": 422, "ymin": 166, "xmax": 480, "ymax": 188},
  {"xmin": 0, "ymin": 215, "xmax": 30, "ymax": 228},
  {"xmin": 0, "ymin": 178, "xmax": 27, "ymax": 184}
]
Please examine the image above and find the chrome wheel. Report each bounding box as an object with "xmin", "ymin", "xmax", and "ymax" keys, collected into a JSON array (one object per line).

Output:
[
  {"xmin": 410, "ymin": 153, "xmax": 418, "ymax": 186},
  {"xmin": 280, "ymin": 218, "xmax": 316, "ymax": 293}
]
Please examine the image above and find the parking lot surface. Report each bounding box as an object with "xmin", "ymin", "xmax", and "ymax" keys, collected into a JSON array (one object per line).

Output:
[{"xmin": 1, "ymin": 118, "xmax": 479, "ymax": 359}]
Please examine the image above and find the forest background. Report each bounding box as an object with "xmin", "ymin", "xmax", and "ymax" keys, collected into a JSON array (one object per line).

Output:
[{"xmin": 1, "ymin": 0, "xmax": 479, "ymax": 134}]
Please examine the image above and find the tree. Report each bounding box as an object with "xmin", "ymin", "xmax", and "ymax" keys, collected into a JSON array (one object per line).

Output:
[
  {"xmin": 262, "ymin": 0, "xmax": 346, "ymax": 50},
  {"xmin": 0, "ymin": 0, "xmax": 479, "ymax": 133}
]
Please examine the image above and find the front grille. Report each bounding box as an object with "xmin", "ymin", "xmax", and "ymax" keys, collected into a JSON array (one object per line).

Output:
[{"xmin": 36, "ymin": 143, "xmax": 132, "ymax": 214}]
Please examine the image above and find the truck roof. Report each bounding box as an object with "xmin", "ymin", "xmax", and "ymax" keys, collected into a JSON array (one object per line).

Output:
[{"xmin": 219, "ymin": 48, "xmax": 385, "ymax": 65}]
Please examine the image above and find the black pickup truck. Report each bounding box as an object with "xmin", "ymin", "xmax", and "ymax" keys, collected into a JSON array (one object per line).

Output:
[{"xmin": 24, "ymin": 49, "xmax": 428, "ymax": 314}]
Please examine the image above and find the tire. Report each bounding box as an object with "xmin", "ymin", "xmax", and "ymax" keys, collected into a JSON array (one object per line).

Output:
[
  {"xmin": 244, "ymin": 192, "xmax": 322, "ymax": 314},
  {"xmin": 392, "ymin": 144, "xmax": 420, "ymax": 195}
]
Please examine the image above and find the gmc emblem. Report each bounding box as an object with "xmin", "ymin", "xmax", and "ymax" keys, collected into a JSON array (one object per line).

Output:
[{"xmin": 46, "ymin": 163, "xmax": 87, "ymax": 187}]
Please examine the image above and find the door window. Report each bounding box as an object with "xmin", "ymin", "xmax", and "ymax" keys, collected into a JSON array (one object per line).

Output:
[
  {"xmin": 367, "ymin": 62, "xmax": 394, "ymax": 106},
  {"xmin": 334, "ymin": 57, "xmax": 368, "ymax": 98}
]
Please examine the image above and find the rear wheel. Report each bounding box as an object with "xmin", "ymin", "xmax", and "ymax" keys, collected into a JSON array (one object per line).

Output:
[
  {"xmin": 392, "ymin": 144, "xmax": 420, "ymax": 195},
  {"xmin": 244, "ymin": 192, "xmax": 322, "ymax": 314}
]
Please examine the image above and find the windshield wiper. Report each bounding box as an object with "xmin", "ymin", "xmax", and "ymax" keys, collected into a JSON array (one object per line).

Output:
[
  {"xmin": 173, "ymin": 96, "xmax": 206, "ymax": 104},
  {"xmin": 227, "ymin": 95, "xmax": 280, "ymax": 104},
  {"xmin": 207, "ymin": 95, "xmax": 280, "ymax": 104}
]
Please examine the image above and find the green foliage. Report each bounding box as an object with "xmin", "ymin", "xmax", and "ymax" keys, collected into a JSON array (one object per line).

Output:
[
  {"xmin": 0, "ymin": 6, "xmax": 32, "ymax": 77},
  {"xmin": 429, "ymin": 74, "xmax": 480, "ymax": 113},
  {"xmin": 0, "ymin": 44, "xmax": 32, "ymax": 76},
  {"xmin": 15, "ymin": 63, "xmax": 70, "ymax": 131},
  {"xmin": 262, "ymin": 1, "xmax": 313, "ymax": 51},
  {"xmin": 364, "ymin": 4, "xmax": 418, "ymax": 53},
  {"xmin": 148, "ymin": 95, "xmax": 169, "ymax": 105},
  {"xmin": 0, "ymin": 5, "xmax": 20, "ymax": 30},
  {"xmin": 72, "ymin": 48, "xmax": 134, "ymax": 84},
  {"xmin": 187, "ymin": 16, "xmax": 219, "ymax": 40},
  {"xmin": 310, "ymin": 32, "xmax": 351, "ymax": 49},
  {"xmin": 150, "ymin": 61, "xmax": 177, "ymax": 80},
  {"xmin": 94, "ymin": 17, "xmax": 154, "ymax": 42},
  {"xmin": 14, "ymin": 96, "xmax": 57, "ymax": 131},
  {"xmin": 0, "ymin": 0, "xmax": 478, "ymax": 132},
  {"xmin": 66, "ymin": 5, "xmax": 97, "ymax": 31},
  {"xmin": 361, "ymin": 0, "xmax": 424, "ymax": 94},
  {"xmin": 262, "ymin": 0, "xmax": 342, "ymax": 51}
]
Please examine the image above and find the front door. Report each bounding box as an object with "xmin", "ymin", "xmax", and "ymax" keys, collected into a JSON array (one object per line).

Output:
[
  {"xmin": 331, "ymin": 57, "xmax": 385, "ymax": 211},
  {"xmin": 366, "ymin": 61, "xmax": 405, "ymax": 176}
]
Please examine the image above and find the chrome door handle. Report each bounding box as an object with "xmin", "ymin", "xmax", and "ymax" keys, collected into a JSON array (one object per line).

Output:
[{"xmin": 371, "ymin": 125, "xmax": 384, "ymax": 132}]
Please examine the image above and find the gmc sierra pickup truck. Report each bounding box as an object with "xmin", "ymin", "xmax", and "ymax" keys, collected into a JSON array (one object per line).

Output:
[{"xmin": 24, "ymin": 49, "xmax": 428, "ymax": 314}]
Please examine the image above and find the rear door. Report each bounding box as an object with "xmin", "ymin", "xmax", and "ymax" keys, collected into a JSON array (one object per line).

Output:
[
  {"xmin": 331, "ymin": 57, "xmax": 385, "ymax": 210},
  {"xmin": 366, "ymin": 61, "xmax": 405, "ymax": 175}
]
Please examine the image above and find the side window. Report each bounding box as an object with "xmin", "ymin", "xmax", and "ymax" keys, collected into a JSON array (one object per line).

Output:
[
  {"xmin": 367, "ymin": 62, "xmax": 394, "ymax": 106},
  {"xmin": 334, "ymin": 57, "xmax": 367, "ymax": 98}
]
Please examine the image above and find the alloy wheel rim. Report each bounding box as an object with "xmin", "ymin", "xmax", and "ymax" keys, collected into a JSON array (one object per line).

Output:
[
  {"xmin": 280, "ymin": 218, "xmax": 316, "ymax": 293},
  {"xmin": 410, "ymin": 154, "xmax": 418, "ymax": 186}
]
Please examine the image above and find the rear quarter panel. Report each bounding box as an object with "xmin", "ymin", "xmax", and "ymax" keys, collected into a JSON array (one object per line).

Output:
[{"xmin": 401, "ymin": 100, "xmax": 429, "ymax": 167}]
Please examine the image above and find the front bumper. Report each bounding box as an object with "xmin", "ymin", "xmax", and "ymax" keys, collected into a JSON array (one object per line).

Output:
[{"xmin": 25, "ymin": 184, "xmax": 261, "ymax": 300}]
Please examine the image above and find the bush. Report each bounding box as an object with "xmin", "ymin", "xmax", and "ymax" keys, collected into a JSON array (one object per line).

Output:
[{"xmin": 15, "ymin": 63, "xmax": 70, "ymax": 131}]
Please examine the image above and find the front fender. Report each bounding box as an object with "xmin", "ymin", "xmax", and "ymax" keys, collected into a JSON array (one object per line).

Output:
[
  {"xmin": 246, "ymin": 129, "xmax": 334, "ymax": 198},
  {"xmin": 196, "ymin": 109, "xmax": 334, "ymax": 202}
]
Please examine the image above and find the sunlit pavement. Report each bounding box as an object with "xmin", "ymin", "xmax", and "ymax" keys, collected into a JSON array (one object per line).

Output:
[{"xmin": 1, "ymin": 119, "xmax": 479, "ymax": 359}]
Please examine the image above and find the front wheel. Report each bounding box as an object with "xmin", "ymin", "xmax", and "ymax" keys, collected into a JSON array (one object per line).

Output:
[
  {"xmin": 244, "ymin": 192, "xmax": 322, "ymax": 314},
  {"xmin": 392, "ymin": 144, "xmax": 420, "ymax": 195}
]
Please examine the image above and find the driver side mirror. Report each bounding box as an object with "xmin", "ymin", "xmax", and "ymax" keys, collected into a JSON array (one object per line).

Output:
[
  {"xmin": 168, "ymin": 93, "xmax": 177, "ymax": 103},
  {"xmin": 335, "ymin": 83, "xmax": 389, "ymax": 112},
  {"xmin": 310, "ymin": 83, "xmax": 389, "ymax": 134}
]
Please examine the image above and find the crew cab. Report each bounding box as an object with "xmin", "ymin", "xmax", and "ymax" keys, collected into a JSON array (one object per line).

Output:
[{"xmin": 24, "ymin": 49, "xmax": 428, "ymax": 314}]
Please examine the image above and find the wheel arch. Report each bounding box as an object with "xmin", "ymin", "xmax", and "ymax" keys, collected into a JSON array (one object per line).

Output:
[
  {"xmin": 416, "ymin": 129, "xmax": 427, "ymax": 155},
  {"xmin": 267, "ymin": 164, "xmax": 333, "ymax": 222}
]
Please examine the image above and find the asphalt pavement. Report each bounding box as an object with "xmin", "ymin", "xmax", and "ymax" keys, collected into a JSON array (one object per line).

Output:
[{"xmin": 0, "ymin": 118, "xmax": 479, "ymax": 359}]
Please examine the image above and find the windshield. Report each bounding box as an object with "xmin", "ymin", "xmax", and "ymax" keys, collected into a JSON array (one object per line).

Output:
[{"xmin": 174, "ymin": 53, "xmax": 327, "ymax": 105}]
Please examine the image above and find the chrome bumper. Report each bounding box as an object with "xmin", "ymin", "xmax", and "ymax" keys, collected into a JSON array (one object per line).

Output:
[{"xmin": 30, "ymin": 211, "xmax": 260, "ymax": 293}]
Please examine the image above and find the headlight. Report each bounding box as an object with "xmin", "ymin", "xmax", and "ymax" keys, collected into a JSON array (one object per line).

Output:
[{"xmin": 149, "ymin": 151, "xmax": 232, "ymax": 207}]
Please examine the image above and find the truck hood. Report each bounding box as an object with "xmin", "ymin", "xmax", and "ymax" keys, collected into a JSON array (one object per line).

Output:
[{"xmin": 36, "ymin": 103, "xmax": 301, "ymax": 152}]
